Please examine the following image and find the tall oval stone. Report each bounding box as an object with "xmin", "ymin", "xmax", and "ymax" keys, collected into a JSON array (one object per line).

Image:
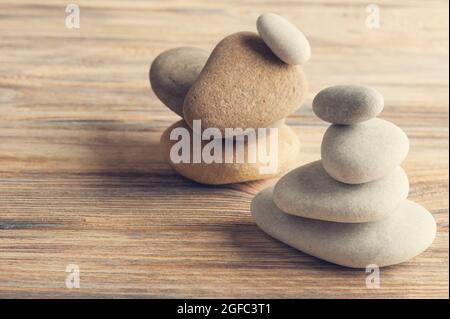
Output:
[
  {"xmin": 256, "ymin": 13, "xmax": 311, "ymax": 65},
  {"xmin": 150, "ymin": 47, "xmax": 209, "ymax": 116},
  {"xmin": 252, "ymin": 187, "xmax": 436, "ymax": 268},
  {"xmin": 321, "ymin": 118, "xmax": 410, "ymax": 184},
  {"xmin": 273, "ymin": 161, "xmax": 409, "ymax": 223},
  {"xmin": 183, "ymin": 32, "xmax": 308, "ymax": 133}
]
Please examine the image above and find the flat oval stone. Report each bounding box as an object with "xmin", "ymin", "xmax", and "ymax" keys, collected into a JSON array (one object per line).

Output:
[
  {"xmin": 252, "ymin": 187, "xmax": 436, "ymax": 268},
  {"xmin": 160, "ymin": 120, "xmax": 300, "ymax": 184},
  {"xmin": 150, "ymin": 47, "xmax": 209, "ymax": 116},
  {"xmin": 321, "ymin": 118, "xmax": 409, "ymax": 184},
  {"xmin": 183, "ymin": 32, "xmax": 308, "ymax": 134},
  {"xmin": 273, "ymin": 161, "xmax": 409, "ymax": 223},
  {"xmin": 257, "ymin": 13, "xmax": 311, "ymax": 65},
  {"xmin": 312, "ymin": 85, "xmax": 384, "ymax": 124}
]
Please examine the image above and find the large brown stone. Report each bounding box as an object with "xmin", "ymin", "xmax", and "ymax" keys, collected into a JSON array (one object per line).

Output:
[{"xmin": 183, "ymin": 32, "xmax": 308, "ymax": 133}]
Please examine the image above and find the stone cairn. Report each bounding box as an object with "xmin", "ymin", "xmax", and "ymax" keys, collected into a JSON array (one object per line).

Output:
[
  {"xmin": 150, "ymin": 13, "xmax": 310, "ymax": 184},
  {"xmin": 251, "ymin": 85, "xmax": 436, "ymax": 268}
]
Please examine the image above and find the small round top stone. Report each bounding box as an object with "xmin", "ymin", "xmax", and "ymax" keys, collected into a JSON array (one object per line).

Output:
[
  {"xmin": 256, "ymin": 13, "xmax": 311, "ymax": 65},
  {"xmin": 312, "ymin": 85, "xmax": 384, "ymax": 125}
]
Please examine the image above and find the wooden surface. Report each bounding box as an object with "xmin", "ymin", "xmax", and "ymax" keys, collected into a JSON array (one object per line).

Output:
[{"xmin": 0, "ymin": 0, "xmax": 448, "ymax": 298}]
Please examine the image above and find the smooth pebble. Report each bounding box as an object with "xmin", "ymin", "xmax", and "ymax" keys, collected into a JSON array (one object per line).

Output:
[
  {"xmin": 273, "ymin": 161, "xmax": 409, "ymax": 223},
  {"xmin": 160, "ymin": 120, "xmax": 300, "ymax": 184},
  {"xmin": 183, "ymin": 32, "xmax": 308, "ymax": 134},
  {"xmin": 150, "ymin": 47, "xmax": 209, "ymax": 116},
  {"xmin": 321, "ymin": 118, "xmax": 409, "ymax": 184},
  {"xmin": 257, "ymin": 13, "xmax": 311, "ymax": 65},
  {"xmin": 252, "ymin": 187, "xmax": 436, "ymax": 268},
  {"xmin": 313, "ymin": 85, "xmax": 384, "ymax": 124}
]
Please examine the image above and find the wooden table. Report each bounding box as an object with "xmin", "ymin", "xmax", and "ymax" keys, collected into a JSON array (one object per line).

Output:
[{"xmin": 0, "ymin": 0, "xmax": 448, "ymax": 298}]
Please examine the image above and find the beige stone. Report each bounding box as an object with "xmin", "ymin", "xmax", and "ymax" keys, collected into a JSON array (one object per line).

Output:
[
  {"xmin": 150, "ymin": 47, "xmax": 209, "ymax": 116},
  {"xmin": 252, "ymin": 187, "xmax": 436, "ymax": 268},
  {"xmin": 321, "ymin": 118, "xmax": 410, "ymax": 184},
  {"xmin": 160, "ymin": 120, "xmax": 300, "ymax": 184},
  {"xmin": 183, "ymin": 32, "xmax": 308, "ymax": 133},
  {"xmin": 273, "ymin": 161, "xmax": 409, "ymax": 223}
]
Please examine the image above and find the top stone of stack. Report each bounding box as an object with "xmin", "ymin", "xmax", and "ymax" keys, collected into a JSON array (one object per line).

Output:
[
  {"xmin": 257, "ymin": 13, "xmax": 311, "ymax": 65},
  {"xmin": 312, "ymin": 85, "xmax": 384, "ymax": 125}
]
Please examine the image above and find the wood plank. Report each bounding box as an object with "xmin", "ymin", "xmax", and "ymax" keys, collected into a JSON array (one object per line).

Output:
[{"xmin": 0, "ymin": 0, "xmax": 448, "ymax": 298}]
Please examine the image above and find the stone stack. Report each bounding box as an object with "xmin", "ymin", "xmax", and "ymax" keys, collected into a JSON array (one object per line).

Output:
[
  {"xmin": 150, "ymin": 14, "xmax": 311, "ymax": 184},
  {"xmin": 251, "ymin": 85, "xmax": 436, "ymax": 268}
]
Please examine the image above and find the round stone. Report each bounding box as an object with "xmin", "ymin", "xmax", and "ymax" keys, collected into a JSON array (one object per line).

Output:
[
  {"xmin": 160, "ymin": 120, "xmax": 300, "ymax": 184},
  {"xmin": 321, "ymin": 118, "xmax": 410, "ymax": 184},
  {"xmin": 273, "ymin": 161, "xmax": 409, "ymax": 223},
  {"xmin": 150, "ymin": 47, "xmax": 209, "ymax": 116},
  {"xmin": 312, "ymin": 85, "xmax": 384, "ymax": 124},
  {"xmin": 256, "ymin": 13, "xmax": 311, "ymax": 65},
  {"xmin": 251, "ymin": 187, "xmax": 436, "ymax": 268},
  {"xmin": 183, "ymin": 32, "xmax": 308, "ymax": 134}
]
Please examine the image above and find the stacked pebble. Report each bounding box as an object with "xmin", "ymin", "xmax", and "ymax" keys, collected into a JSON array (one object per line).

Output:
[
  {"xmin": 251, "ymin": 85, "xmax": 436, "ymax": 268},
  {"xmin": 150, "ymin": 13, "xmax": 311, "ymax": 184}
]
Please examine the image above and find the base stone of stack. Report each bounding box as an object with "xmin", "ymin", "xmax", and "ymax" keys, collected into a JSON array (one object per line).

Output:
[
  {"xmin": 251, "ymin": 187, "xmax": 436, "ymax": 268},
  {"xmin": 273, "ymin": 161, "xmax": 409, "ymax": 223},
  {"xmin": 160, "ymin": 120, "xmax": 300, "ymax": 184}
]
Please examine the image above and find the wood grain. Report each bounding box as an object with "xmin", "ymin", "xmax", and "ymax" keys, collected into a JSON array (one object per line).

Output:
[{"xmin": 0, "ymin": 0, "xmax": 448, "ymax": 298}]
